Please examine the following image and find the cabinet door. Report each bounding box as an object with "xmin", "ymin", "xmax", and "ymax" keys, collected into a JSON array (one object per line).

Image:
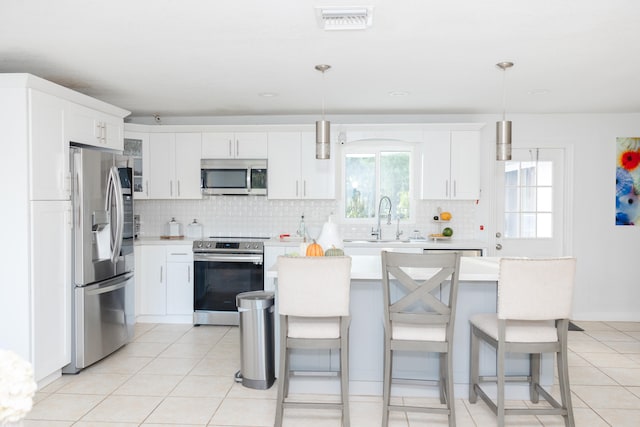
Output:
[
  {"xmin": 174, "ymin": 133, "xmax": 202, "ymax": 199},
  {"xmin": 267, "ymin": 132, "xmax": 302, "ymax": 199},
  {"xmin": 166, "ymin": 247, "xmax": 193, "ymax": 315},
  {"xmin": 202, "ymin": 132, "xmax": 234, "ymax": 158},
  {"xmin": 300, "ymin": 131, "xmax": 335, "ymax": 199},
  {"xmin": 29, "ymin": 90, "xmax": 69, "ymax": 201},
  {"xmin": 235, "ymin": 132, "xmax": 268, "ymax": 158},
  {"xmin": 450, "ymin": 131, "xmax": 480, "ymax": 200},
  {"xmin": 166, "ymin": 262, "xmax": 194, "ymax": 315},
  {"xmin": 31, "ymin": 200, "xmax": 72, "ymax": 381},
  {"xmin": 148, "ymin": 133, "xmax": 176, "ymax": 198},
  {"xmin": 420, "ymin": 131, "xmax": 451, "ymax": 199},
  {"xmin": 124, "ymin": 131, "xmax": 150, "ymax": 199},
  {"xmin": 138, "ymin": 245, "xmax": 167, "ymax": 315},
  {"xmin": 65, "ymin": 102, "xmax": 122, "ymax": 150},
  {"xmin": 102, "ymin": 113, "xmax": 124, "ymax": 151}
]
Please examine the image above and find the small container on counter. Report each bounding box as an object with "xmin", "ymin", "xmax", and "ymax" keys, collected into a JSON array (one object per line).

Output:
[
  {"xmin": 186, "ymin": 219, "xmax": 203, "ymax": 239},
  {"xmin": 163, "ymin": 217, "xmax": 183, "ymax": 239}
]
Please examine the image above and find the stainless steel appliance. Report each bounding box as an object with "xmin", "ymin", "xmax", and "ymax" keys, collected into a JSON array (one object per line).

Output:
[
  {"xmin": 200, "ymin": 159, "xmax": 267, "ymax": 196},
  {"xmin": 63, "ymin": 145, "xmax": 135, "ymax": 374},
  {"xmin": 193, "ymin": 238, "xmax": 265, "ymax": 325}
]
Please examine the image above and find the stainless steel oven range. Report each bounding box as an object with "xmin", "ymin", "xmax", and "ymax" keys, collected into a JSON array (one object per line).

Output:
[{"xmin": 193, "ymin": 238, "xmax": 265, "ymax": 325}]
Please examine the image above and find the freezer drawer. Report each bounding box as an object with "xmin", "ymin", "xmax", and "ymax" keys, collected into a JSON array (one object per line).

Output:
[{"xmin": 72, "ymin": 274, "xmax": 135, "ymax": 370}]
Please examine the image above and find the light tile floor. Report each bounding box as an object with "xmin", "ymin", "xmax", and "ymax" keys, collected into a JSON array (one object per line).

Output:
[{"xmin": 25, "ymin": 320, "xmax": 640, "ymax": 426}]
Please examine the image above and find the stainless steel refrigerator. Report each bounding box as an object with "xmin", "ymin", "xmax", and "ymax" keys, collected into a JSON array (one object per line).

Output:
[{"xmin": 63, "ymin": 144, "xmax": 135, "ymax": 374}]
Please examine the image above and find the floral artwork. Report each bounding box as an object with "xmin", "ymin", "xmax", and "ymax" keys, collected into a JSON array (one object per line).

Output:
[{"xmin": 616, "ymin": 137, "xmax": 640, "ymax": 225}]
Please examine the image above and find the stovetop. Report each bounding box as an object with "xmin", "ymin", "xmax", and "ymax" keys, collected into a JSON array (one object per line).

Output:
[{"xmin": 192, "ymin": 237, "xmax": 266, "ymax": 253}]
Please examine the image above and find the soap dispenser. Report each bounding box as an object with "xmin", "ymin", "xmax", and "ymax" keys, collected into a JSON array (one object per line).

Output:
[{"xmin": 297, "ymin": 214, "xmax": 307, "ymax": 241}]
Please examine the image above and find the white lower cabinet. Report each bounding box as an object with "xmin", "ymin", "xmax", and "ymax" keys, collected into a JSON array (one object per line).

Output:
[
  {"xmin": 166, "ymin": 248, "xmax": 194, "ymax": 315},
  {"xmin": 136, "ymin": 244, "xmax": 193, "ymax": 322},
  {"xmin": 31, "ymin": 200, "xmax": 72, "ymax": 382}
]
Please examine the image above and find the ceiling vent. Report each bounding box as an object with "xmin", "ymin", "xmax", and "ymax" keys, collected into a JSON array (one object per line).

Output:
[{"xmin": 316, "ymin": 7, "xmax": 374, "ymax": 30}]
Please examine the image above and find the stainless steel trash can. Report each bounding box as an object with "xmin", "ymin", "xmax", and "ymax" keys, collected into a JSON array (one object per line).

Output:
[{"xmin": 236, "ymin": 291, "xmax": 275, "ymax": 389}]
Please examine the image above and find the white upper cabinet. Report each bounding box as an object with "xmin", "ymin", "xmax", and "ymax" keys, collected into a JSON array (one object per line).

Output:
[
  {"xmin": 29, "ymin": 90, "xmax": 69, "ymax": 201},
  {"xmin": 65, "ymin": 101, "xmax": 124, "ymax": 151},
  {"xmin": 202, "ymin": 132, "xmax": 267, "ymax": 159},
  {"xmin": 420, "ymin": 130, "xmax": 480, "ymax": 200},
  {"xmin": 124, "ymin": 131, "xmax": 150, "ymax": 200},
  {"xmin": 267, "ymin": 131, "xmax": 335, "ymax": 200},
  {"xmin": 148, "ymin": 133, "xmax": 202, "ymax": 199}
]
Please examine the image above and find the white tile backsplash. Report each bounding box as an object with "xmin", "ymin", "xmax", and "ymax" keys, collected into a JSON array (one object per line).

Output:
[{"xmin": 135, "ymin": 197, "xmax": 479, "ymax": 240}]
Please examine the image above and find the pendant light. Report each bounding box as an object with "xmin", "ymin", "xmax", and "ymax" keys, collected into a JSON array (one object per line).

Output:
[
  {"xmin": 496, "ymin": 61, "xmax": 514, "ymax": 161},
  {"xmin": 315, "ymin": 64, "xmax": 331, "ymax": 160}
]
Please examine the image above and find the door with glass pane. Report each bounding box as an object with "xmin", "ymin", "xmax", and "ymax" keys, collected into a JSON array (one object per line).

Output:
[{"xmin": 494, "ymin": 148, "xmax": 566, "ymax": 257}]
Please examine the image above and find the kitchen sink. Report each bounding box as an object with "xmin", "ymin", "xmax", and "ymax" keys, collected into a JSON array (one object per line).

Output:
[{"xmin": 343, "ymin": 239, "xmax": 411, "ymax": 244}]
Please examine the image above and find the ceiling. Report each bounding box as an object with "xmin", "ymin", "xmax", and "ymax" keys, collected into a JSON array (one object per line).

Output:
[{"xmin": 2, "ymin": 0, "xmax": 640, "ymax": 120}]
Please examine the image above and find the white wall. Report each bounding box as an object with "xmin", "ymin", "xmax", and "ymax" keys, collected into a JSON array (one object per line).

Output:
[
  {"xmin": 477, "ymin": 113, "xmax": 640, "ymax": 321},
  {"xmin": 130, "ymin": 112, "xmax": 640, "ymax": 321}
]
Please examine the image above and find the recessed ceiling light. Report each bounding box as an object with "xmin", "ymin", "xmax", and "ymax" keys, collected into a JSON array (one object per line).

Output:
[
  {"xmin": 316, "ymin": 6, "xmax": 374, "ymax": 30},
  {"xmin": 388, "ymin": 91, "xmax": 409, "ymax": 97},
  {"xmin": 259, "ymin": 92, "xmax": 278, "ymax": 98},
  {"xmin": 527, "ymin": 89, "xmax": 549, "ymax": 95}
]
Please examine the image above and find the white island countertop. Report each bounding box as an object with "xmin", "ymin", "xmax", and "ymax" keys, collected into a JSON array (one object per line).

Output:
[{"xmin": 267, "ymin": 255, "xmax": 500, "ymax": 282}]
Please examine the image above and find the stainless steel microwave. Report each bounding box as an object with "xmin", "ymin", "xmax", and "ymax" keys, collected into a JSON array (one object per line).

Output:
[{"xmin": 201, "ymin": 159, "xmax": 267, "ymax": 195}]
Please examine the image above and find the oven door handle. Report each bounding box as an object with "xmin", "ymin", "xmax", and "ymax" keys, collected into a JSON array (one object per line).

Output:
[{"xmin": 194, "ymin": 254, "xmax": 263, "ymax": 264}]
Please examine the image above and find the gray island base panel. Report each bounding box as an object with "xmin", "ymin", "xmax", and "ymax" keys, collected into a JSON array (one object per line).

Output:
[{"xmin": 267, "ymin": 256, "xmax": 555, "ymax": 399}]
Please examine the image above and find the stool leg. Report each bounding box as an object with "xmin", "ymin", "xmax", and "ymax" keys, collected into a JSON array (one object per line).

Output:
[
  {"xmin": 341, "ymin": 336, "xmax": 350, "ymax": 426},
  {"xmin": 439, "ymin": 352, "xmax": 446, "ymax": 404},
  {"xmin": 275, "ymin": 316, "xmax": 288, "ymax": 427},
  {"xmin": 530, "ymin": 353, "xmax": 540, "ymax": 403},
  {"xmin": 469, "ymin": 326, "xmax": 479, "ymax": 403},
  {"xmin": 382, "ymin": 336, "xmax": 391, "ymax": 427},
  {"xmin": 557, "ymin": 321, "xmax": 575, "ymax": 427},
  {"xmin": 446, "ymin": 350, "xmax": 456, "ymax": 427}
]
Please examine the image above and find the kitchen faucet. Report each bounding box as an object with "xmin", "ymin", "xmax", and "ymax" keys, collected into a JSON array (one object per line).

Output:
[{"xmin": 372, "ymin": 196, "xmax": 392, "ymax": 240}]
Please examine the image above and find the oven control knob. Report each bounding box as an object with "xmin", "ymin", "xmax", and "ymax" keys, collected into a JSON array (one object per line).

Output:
[
  {"xmin": 206, "ymin": 242, "xmax": 212, "ymax": 248},
  {"xmin": 197, "ymin": 242, "xmax": 203, "ymax": 248},
  {"xmin": 254, "ymin": 244, "xmax": 259, "ymax": 249}
]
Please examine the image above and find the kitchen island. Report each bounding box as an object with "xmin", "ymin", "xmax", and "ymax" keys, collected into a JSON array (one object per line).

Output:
[{"xmin": 266, "ymin": 252, "xmax": 555, "ymax": 398}]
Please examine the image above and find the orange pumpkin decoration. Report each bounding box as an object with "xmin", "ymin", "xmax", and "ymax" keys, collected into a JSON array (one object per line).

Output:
[{"xmin": 305, "ymin": 240, "xmax": 324, "ymax": 256}]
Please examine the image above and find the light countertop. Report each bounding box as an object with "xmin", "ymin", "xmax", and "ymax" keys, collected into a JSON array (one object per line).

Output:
[{"xmin": 267, "ymin": 256, "xmax": 500, "ymax": 282}]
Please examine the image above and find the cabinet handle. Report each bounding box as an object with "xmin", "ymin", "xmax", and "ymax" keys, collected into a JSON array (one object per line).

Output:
[
  {"xmin": 236, "ymin": 140, "xmax": 239, "ymax": 157},
  {"xmin": 228, "ymin": 140, "xmax": 232, "ymax": 157},
  {"xmin": 160, "ymin": 266, "xmax": 163, "ymax": 283},
  {"xmin": 145, "ymin": 181, "xmax": 149, "ymax": 196},
  {"xmin": 187, "ymin": 265, "xmax": 191, "ymax": 283},
  {"xmin": 170, "ymin": 181, "xmax": 173, "ymax": 196},
  {"xmin": 445, "ymin": 180, "xmax": 449, "ymax": 198},
  {"xmin": 303, "ymin": 180, "xmax": 306, "ymax": 197},
  {"xmin": 453, "ymin": 180, "xmax": 457, "ymax": 197},
  {"xmin": 177, "ymin": 180, "xmax": 181, "ymax": 197},
  {"xmin": 295, "ymin": 181, "xmax": 299, "ymax": 197}
]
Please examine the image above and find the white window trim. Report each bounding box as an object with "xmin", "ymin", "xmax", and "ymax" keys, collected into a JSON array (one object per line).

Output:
[{"xmin": 339, "ymin": 139, "xmax": 417, "ymax": 224}]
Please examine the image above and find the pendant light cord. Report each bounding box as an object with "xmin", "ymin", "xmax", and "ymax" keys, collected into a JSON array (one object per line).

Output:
[{"xmin": 502, "ymin": 69, "xmax": 507, "ymax": 121}]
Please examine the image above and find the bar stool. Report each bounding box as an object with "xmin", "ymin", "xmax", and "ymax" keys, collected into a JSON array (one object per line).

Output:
[
  {"xmin": 274, "ymin": 255, "xmax": 352, "ymax": 427},
  {"xmin": 469, "ymin": 257, "xmax": 577, "ymax": 427},
  {"xmin": 381, "ymin": 250, "xmax": 462, "ymax": 427}
]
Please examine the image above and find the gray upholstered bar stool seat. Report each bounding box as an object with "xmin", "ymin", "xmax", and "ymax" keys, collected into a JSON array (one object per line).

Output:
[
  {"xmin": 469, "ymin": 257, "xmax": 577, "ymax": 427},
  {"xmin": 274, "ymin": 255, "xmax": 352, "ymax": 427},
  {"xmin": 381, "ymin": 251, "xmax": 462, "ymax": 427}
]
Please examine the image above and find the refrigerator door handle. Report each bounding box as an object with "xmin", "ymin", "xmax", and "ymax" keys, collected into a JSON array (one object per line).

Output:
[{"xmin": 106, "ymin": 166, "xmax": 124, "ymax": 264}]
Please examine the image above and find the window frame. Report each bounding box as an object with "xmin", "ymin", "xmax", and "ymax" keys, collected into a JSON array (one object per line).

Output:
[{"xmin": 339, "ymin": 140, "xmax": 417, "ymax": 224}]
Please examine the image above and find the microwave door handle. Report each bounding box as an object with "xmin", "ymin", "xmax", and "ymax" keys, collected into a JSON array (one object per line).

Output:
[{"xmin": 246, "ymin": 167, "xmax": 252, "ymax": 193}]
